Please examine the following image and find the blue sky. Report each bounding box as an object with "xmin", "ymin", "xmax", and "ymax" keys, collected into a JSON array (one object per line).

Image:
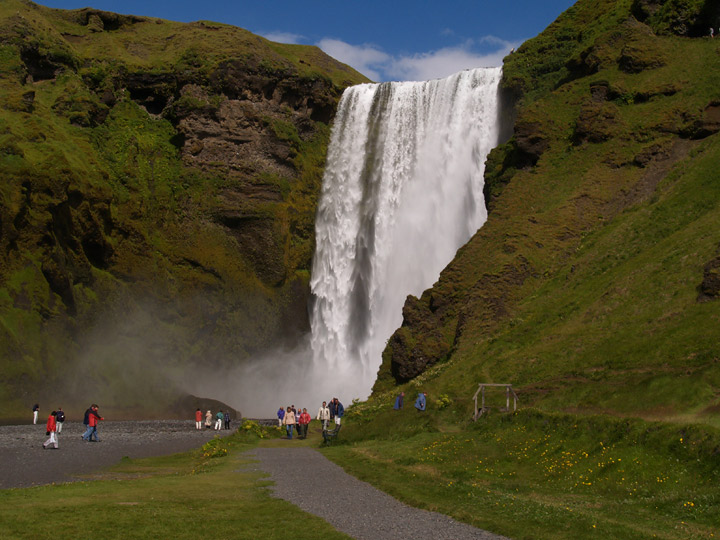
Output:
[{"xmin": 39, "ymin": 1, "xmax": 577, "ymax": 81}]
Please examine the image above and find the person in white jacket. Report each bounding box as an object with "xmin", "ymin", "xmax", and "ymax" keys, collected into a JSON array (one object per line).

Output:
[
  {"xmin": 316, "ymin": 401, "xmax": 330, "ymax": 430},
  {"xmin": 282, "ymin": 407, "xmax": 296, "ymax": 439}
]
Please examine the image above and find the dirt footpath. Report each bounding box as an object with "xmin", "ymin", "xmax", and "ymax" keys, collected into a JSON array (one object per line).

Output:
[{"xmin": 0, "ymin": 420, "xmax": 231, "ymax": 489}]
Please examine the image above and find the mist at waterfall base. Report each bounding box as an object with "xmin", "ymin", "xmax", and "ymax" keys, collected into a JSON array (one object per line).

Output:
[{"xmin": 192, "ymin": 68, "xmax": 502, "ymax": 418}]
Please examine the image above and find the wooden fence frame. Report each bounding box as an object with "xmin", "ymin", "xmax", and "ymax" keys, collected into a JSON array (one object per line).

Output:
[{"xmin": 472, "ymin": 383, "xmax": 518, "ymax": 420}]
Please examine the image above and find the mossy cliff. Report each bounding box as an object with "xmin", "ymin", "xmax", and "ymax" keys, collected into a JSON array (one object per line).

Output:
[
  {"xmin": 0, "ymin": 0, "xmax": 368, "ymax": 418},
  {"xmin": 378, "ymin": 0, "xmax": 720, "ymax": 425}
]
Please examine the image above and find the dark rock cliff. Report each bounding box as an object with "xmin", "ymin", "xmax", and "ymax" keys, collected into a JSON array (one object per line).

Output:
[{"xmin": 0, "ymin": 0, "xmax": 368, "ymax": 417}]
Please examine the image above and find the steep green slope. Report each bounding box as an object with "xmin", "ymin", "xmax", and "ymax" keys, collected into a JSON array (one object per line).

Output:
[
  {"xmin": 378, "ymin": 0, "xmax": 720, "ymax": 425},
  {"xmin": 0, "ymin": 0, "xmax": 368, "ymax": 418}
]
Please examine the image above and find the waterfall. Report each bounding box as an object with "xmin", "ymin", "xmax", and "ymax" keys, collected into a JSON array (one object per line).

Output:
[{"xmin": 310, "ymin": 67, "xmax": 502, "ymax": 401}]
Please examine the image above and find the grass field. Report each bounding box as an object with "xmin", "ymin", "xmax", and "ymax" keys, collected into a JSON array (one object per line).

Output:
[
  {"xmin": 323, "ymin": 403, "xmax": 720, "ymax": 540},
  {"xmin": 0, "ymin": 424, "xmax": 350, "ymax": 540},
  {"xmin": 3, "ymin": 415, "xmax": 717, "ymax": 540}
]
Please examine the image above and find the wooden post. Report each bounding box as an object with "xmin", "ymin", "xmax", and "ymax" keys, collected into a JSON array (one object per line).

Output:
[
  {"xmin": 506, "ymin": 386, "xmax": 510, "ymax": 410},
  {"xmin": 481, "ymin": 386, "xmax": 485, "ymax": 410}
]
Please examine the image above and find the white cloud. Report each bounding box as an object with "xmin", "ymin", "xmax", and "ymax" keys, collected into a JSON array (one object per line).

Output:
[
  {"xmin": 316, "ymin": 38, "xmax": 390, "ymax": 81},
  {"xmin": 260, "ymin": 31, "xmax": 305, "ymax": 44},
  {"xmin": 316, "ymin": 36, "xmax": 518, "ymax": 82},
  {"xmin": 386, "ymin": 43, "xmax": 514, "ymax": 82}
]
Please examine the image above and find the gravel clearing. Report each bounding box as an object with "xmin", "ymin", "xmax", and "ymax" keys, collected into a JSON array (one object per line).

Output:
[
  {"xmin": 248, "ymin": 447, "xmax": 508, "ymax": 540},
  {"xmin": 0, "ymin": 420, "xmax": 232, "ymax": 489}
]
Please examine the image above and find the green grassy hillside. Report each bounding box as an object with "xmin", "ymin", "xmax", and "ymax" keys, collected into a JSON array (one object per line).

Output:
[
  {"xmin": 377, "ymin": 0, "xmax": 720, "ymax": 426},
  {"xmin": 0, "ymin": 0, "xmax": 368, "ymax": 418}
]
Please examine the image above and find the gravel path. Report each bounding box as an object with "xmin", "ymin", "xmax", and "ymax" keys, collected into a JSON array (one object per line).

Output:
[
  {"xmin": 248, "ymin": 447, "xmax": 508, "ymax": 540},
  {"xmin": 0, "ymin": 420, "xmax": 232, "ymax": 489}
]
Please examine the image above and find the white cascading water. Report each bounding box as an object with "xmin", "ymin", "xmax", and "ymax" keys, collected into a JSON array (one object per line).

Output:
[
  {"xmin": 310, "ymin": 67, "xmax": 502, "ymax": 402},
  {"xmin": 189, "ymin": 67, "xmax": 502, "ymax": 416}
]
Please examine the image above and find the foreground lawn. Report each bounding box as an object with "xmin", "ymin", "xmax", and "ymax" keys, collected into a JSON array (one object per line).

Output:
[
  {"xmin": 323, "ymin": 406, "xmax": 720, "ymax": 540},
  {"xmin": 0, "ymin": 427, "xmax": 350, "ymax": 540}
]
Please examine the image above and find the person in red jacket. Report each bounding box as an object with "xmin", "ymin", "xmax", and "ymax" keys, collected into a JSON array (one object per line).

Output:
[
  {"xmin": 42, "ymin": 411, "xmax": 58, "ymax": 449},
  {"xmin": 298, "ymin": 408, "xmax": 311, "ymax": 439},
  {"xmin": 82, "ymin": 404, "xmax": 104, "ymax": 442},
  {"xmin": 195, "ymin": 408, "xmax": 202, "ymax": 430}
]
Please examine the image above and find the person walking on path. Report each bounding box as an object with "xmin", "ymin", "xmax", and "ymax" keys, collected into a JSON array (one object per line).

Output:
[
  {"xmin": 32, "ymin": 404, "xmax": 39, "ymax": 425},
  {"xmin": 333, "ymin": 398, "xmax": 344, "ymax": 426},
  {"xmin": 84, "ymin": 405, "xmax": 104, "ymax": 441},
  {"xmin": 42, "ymin": 411, "xmax": 58, "ymax": 449},
  {"xmin": 328, "ymin": 398, "xmax": 337, "ymax": 423},
  {"xmin": 88, "ymin": 405, "xmax": 105, "ymax": 442},
  {"xmin": 316, "ymin": 401, "xmax": 330, "ymax": 430},
  {"xmin": 394, "ymin": 392, "xmax": 405, "ymax": 410},
  {"xmin": 414, "ymin": 392, "xmax": 427, "ymax": 412},
  {"xmin": 214, "ymin": 410, "xmax": 223, "ymax": 431},
  {"xmin": 204, "ymin": 410, "xmax": 212, "ymax": 428},
  {"xmin": 195, "ymin": 408, "xmax": 203, "ymax": 430},
  {"xmin": 224, "ymin": 411, "xmax": 231, "ymax": 430},
  {"xmin": 55, "ymin": 407, "xmax": 65, "ymax": 433},
  {"xmin": 282, "ymin": 406, "xmax": 296, "ymax": 439},
  {"xmin": 277, "ymin": 406, "xmax": 285, "ymax": 427},
  {"xmin": 298, "ymin": 408, "xmax": 311, "ymax": 439},
  {"xmin": 81, "ymin": 405, "xmax": 93, "ymax": 440}
]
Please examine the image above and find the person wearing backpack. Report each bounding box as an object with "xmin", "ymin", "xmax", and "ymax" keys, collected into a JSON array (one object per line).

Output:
[{"xmin": 55, "ymin": 407, "xmax": 65, "ymax": 433}]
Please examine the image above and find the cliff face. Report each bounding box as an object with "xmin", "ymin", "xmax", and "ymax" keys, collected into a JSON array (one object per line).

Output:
[
  {"xmin": 377, "ymin": 0, "xmax": 720, "ymax": 422},
  {"xmin": 0, "ymin": 0, "xmax": 368, "ymax": 417}
]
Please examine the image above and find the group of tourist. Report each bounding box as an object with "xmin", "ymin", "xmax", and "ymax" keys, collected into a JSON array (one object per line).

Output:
[
  {"xmin": 35, "ymin": 403, "xmax": 101, "ymax": 449},
  {"xmin": 195, "ymin": 408, "xmax": 232, "ymax": 430},
  {"xmin": 277, "ymin": 398, "xmax": 344, "ymax": 439}
]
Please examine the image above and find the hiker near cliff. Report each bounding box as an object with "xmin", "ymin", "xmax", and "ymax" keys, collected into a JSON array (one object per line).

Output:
[
  {"xmin": 415, "ymin": 392, "xmax": 427, "ymax": 412},
  {"xmin": 195, "ymin": 408, "xmax": 203, "ymax": 430},
  {"xmin": 394, "ymin": 392, "xmax": 405, "ymax": 410}
]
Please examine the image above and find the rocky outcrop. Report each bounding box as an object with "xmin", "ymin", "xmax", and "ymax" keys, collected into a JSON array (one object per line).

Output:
[
  {"xmin": 377, "ymin": 0, "xmax": 720, "ymax": 407},
  {"xmin": 0, "ymin": 0, "xmax": 368, "ymax": 418}
]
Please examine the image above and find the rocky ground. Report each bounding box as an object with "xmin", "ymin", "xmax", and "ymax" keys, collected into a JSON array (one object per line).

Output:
[{"xmin": 0, "ymin": 420, "xmax": 233, "ymax": 489}]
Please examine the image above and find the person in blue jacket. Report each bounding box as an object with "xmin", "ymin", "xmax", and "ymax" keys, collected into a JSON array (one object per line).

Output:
[
  {"xmin": 393, "ymin": 392, "xmax": 405, "ymax": 410},
  {"xmin": 333, "ymin": 398, "xmax": 344, "ymax": 426},
  {"xmin": 277, "ymin": 406, "xmax": 285, "ymax": 427},
  {"xmin": 414, "ymin": 392, "xmax": 427, "ymax": 412}
]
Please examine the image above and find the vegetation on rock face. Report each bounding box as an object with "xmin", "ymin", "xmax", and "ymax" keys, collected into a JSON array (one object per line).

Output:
[
  {"xmin": 0, "ymin": 0, "xmax": 368, "ymax": 419},
  {"xmin": 379, "ymin": 0, "xmax": 720, "ymax": 426}
]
